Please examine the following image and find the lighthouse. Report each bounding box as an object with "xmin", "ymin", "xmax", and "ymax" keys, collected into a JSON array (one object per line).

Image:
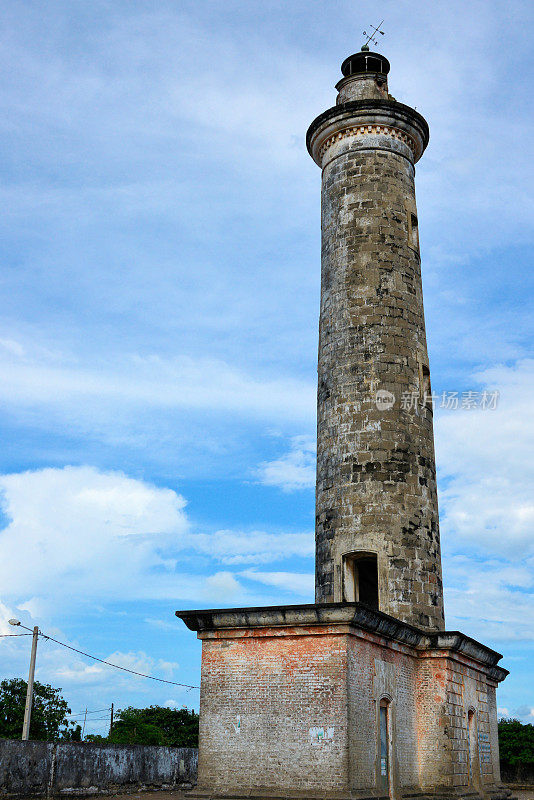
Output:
[
  {"xmin": 177, "ymin": 49, "xmax": 509, "ymax": 800},
  {"xmin": 308, "ymin": 50, "xmax": 444, "ymax": 630}
]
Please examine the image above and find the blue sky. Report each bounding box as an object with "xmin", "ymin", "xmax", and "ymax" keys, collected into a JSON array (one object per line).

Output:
[{"xmin": 0, "ymin": 0, "xmax": 533, "ymax": 737}]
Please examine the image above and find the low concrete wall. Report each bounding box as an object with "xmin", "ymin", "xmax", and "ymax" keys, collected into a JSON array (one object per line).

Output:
[{"xmin": 0, "ymin": 739, "xmax": 197, "ymax": 797}]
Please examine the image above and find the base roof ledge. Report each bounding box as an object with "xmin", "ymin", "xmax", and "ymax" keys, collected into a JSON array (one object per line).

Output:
[{"xmin": 176, "ymin": 602, "xmax": 507, "ymax": 678}]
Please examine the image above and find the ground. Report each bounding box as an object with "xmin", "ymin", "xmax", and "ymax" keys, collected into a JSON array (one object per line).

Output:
[{"xmin": 15, "ymin": 788, "xmax": 534, "ymax": 800}]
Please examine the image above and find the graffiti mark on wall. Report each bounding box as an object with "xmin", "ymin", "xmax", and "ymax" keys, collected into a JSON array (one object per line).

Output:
[
  {"xmin": 478, "ymin": 731, "xmax": 491, "ymax": 763},
  {"xmin": 309, "ymin": 726, "xmax": 334, "ymax": 745}
]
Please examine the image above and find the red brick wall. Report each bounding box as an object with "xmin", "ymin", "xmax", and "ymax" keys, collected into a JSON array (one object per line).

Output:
[
  {"xmin": 416, "ymin": 653, "xmax": 500, "ymax": 789},
  {"xmin": 198, "ymin": 628, "xmax": 350, "ymax": 794},
  {"xmin": 347, "ymin": 634, "xmax": 420, "ymax": 791},
  {"xmin": 196, "ymin": 625, "xmax": 503, "ymax": 797}
]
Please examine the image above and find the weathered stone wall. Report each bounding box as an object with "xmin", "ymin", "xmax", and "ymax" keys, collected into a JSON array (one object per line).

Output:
[
  {"xmin": 310, "ymin": 102, "xmax": 444, "ymax": 631},
  {"xmin": 0, "ymin": 739, "xmax": 197, "ymax": 797}
]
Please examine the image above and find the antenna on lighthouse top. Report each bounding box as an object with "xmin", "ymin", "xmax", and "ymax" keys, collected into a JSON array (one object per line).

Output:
[{"xmin": 361, "ymin": 21, "xmax": 385, "ymax": 51}]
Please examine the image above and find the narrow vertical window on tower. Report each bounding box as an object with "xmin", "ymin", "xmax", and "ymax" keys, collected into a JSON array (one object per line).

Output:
[
  {"xmin": 422, "ymin": 364, "xmax": 431, "ymax": 405},
  {"xmin": 417, "ymin": 359, "xmax": 432, "ymax": 409},
  {"xmin": 410, "ymin": 213, "xmax": 419, "ymax": 250},
  {"xmin": 407, "ymin": 206, "xmax": 420, "ymax": 253},
  {"xmin": 342, "ymin": 553, "xmax": 379, "ymax": 608}
]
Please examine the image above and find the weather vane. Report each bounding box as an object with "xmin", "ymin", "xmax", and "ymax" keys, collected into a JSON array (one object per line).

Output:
[{"xmin": 361, "ymin": 20, "xmax": 385, "ymax": 51}]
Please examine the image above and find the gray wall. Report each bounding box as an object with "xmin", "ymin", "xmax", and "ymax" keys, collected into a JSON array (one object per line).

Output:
[{"xmin": 0, "ymin": 739, "xmax": 197, "ymax": 796}]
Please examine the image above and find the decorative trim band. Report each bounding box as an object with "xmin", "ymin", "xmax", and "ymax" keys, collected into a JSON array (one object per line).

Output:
[{"xmin": 318, "ymin": 124, "xmax": 417, "ymax": 160}]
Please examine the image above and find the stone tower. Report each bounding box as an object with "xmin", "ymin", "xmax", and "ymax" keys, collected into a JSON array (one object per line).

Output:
[
  {"xmin": 177, "ymin": 48, "xmax": 509, "ymax": 800},
  {"xmin": 307, "ymin": 50, "xmax": 444, "ymax": 630}
]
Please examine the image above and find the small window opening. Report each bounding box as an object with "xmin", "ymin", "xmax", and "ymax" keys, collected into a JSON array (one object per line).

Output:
[
  {"xmin": 408, "ymin": 211, "xmax": 419, "ymax": 252},
  {"xmin": 343, "ymin": 553, "xmax": 379, "ymax": 609},
  {"xmin": 421, "ymin": 364, "xmax": 431, "ymax": 404},
  {"xmin": 379, "ymin": 699, "xmax": 391, "ymax": 794},
  {"xmin": 417, "ymin": 358, "xmax": 432, "ymax": 409}
]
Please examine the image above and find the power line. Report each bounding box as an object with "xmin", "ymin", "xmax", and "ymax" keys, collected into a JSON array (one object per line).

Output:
[
  {"xmin": 40, "ymin": 634, "xmax": 199, "ymax": 690},
  {"xmin": 66, "ymin": 707, "xmax": 111, "ymax": 718},
  {"xmin": 0, "ymin": 633, "xmax": 32, "ymax": 638}
]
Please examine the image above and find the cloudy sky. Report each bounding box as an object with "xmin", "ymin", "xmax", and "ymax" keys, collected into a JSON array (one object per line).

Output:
[{"xmin": 0, "ymin": 0, "xmax": 533, "ymax": 735}]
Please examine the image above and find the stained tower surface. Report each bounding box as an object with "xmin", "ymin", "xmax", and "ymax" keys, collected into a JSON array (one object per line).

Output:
[
  {"xmin": 308, "ymin": 51, "xmax": 443, "ymax": 629},
  {"xmin": 177, "ymin": 48, "xmax": 510, "ymax": 800}
]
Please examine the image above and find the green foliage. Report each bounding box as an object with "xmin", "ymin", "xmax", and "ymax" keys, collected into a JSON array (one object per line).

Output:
[
  {"xmin": 498, "ymin": 718, "xmax": 534, "ymax": 766},
  {"xmin": 0, "ymin": 678, "xmax": 76, "ymax": 741},
  {"xmin": 108, "ymin": 705, "xmax": 199, "ymax": 747},
  {"xmin": 60, "ymin": 724, "xmax": 82, "ymax": 741}
]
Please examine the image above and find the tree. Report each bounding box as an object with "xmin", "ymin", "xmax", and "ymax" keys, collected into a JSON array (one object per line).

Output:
[
  {"xmin": 60, "ymin": 724, "xmax": 82, "ymax": 741},
  {"xmin": 498, "ymin": 718, "xmax": 534, "ymax": 767},
  {"xmin": 0, "ymin": 678, "xmax": 76, "ymax": 741},
  {"xmin": 108, "ymin": 706, "xmax": 199, "ymax": 747}
]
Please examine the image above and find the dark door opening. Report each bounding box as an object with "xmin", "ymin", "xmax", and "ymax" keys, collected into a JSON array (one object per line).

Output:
[
  {"xmin": 343, "ymin": 553, "xmax": 379, "ymax": 609},
  {"xmin": 379, "ymin": 699, "xmax": 391, "ymax": 795}
]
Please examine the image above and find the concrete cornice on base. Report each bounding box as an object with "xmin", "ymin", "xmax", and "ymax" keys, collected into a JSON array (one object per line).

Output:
[{"xmin": 175, "ymin": 602, "xmax": 508, "ymax": 681}]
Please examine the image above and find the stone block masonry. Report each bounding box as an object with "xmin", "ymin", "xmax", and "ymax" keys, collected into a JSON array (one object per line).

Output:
[{"xmin": 307, "ymin": 77, "xmax": 443, "ymax": 631}]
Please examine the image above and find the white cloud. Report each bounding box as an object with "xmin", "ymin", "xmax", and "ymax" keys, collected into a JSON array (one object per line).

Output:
[
  {"xmin": 0, "ymin": 338, "xmax": 25, "ymax": 357},
  {"xmin": 436, "ymin": 359, "xmax": 534, "ymax": 556},
  {"xmin": 0, "ymin": 465, "xmax": 314, "ymax": 617},
  {"xmin": 257, "ymin": 435, "xmax": 316, "ymax": 491},
  {"xmin": 240, "ymin": 569, "xmax": 314, "ymax": 597},
  {"xmin": 498, "ymin": 706, "xmax": 534, "ymax": 724},
  {"xmin": 0, "ymin": 600, "xmax": 21, "ymax": 635},
  {"xmin": 0, "ymin": 344, "xmax": 315, "ymax": 434},
  {"xmin": 204, "ymin": 571, "xmax": 242, "ymax": 599},
  {"xmin": 0, "ymin": 465, "xmax": 187, "ymax": 606},
  {"xmin": 39, "ymin": 644, "xmax": 180, "ymax": 693},
  {"xmin": 192, "ymin": 528, "xmax": 313, "ymax": 565},
  {"xmin": 164, "ymin": 699, "xmax": 187, "ymax": 709},
  {"xmin": 443, "ymin": 555, "xmax": 534, "ymax": 642},
  {"xmin": 144, "ymin": 617, "xmax": 176, "ymax": 631},
  {"xmin": 434, "ymin": 359, "xmax": 534, "ymax": 642}
]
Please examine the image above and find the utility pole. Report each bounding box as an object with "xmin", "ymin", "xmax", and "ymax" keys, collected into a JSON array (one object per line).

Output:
[
  {"xmin": 22, "ymin": 626, "xmax": 39, "ymax": 741},
  {"xmin": 82, "ymin": 707, "xmax": 88, "ymax": 740},
  {"xmin": 109, "ymin": 703, "xmax": 114, "ymax": 736}
]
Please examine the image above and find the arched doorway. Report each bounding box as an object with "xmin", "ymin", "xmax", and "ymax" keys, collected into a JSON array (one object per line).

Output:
[
  {"xmin": 378, "ymin": 697, "xmax": 392, "ymax": 796},
  {"xmin": 467, "ymin": 708, "xmax": 480, "ymax": 789}
]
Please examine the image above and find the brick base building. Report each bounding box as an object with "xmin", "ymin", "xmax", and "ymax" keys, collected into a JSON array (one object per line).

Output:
[{"xmin": 177, "ymin": 604, "xmax": 508, "ymax": 799}]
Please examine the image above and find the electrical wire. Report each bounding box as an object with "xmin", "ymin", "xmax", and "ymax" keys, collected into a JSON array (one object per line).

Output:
[
  {"xmin": 66, "ymin": 708, "xmax": 111, "ymax": 718},
  {"xmin": 40, "ymin": 633, "xmax": 199, "ymax": 689},
  {"xmin": 0, "ymin": 633, "xmax": 32, "ymax": 638}
]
